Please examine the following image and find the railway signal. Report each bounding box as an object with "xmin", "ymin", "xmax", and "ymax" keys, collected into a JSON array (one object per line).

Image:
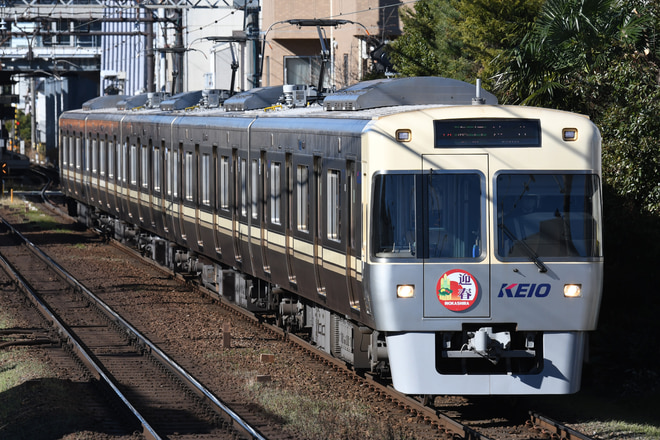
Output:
[{"xmin": 1, "ymin": 162, "xmax": 7, "ymax": 175}]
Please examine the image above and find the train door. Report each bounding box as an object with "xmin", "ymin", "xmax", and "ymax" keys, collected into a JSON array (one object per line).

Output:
[
  {"xmin": 165, "ymin": 143, "xmax": 183, "ymax": 240},
  {"xmin": 213, "ymin": 150, "xmax": 231, "ymax": 258},
  {"xmin": 91, "ymin": 135, "xmax": 99, "ymax": 206},
  {"xmin": 74, "ymin": 134, "xmax": 82, "ymax": 197},
  {"xmin": 110, "ymin": 137, "xmax": 120, "ymax": 214},
  {"xmin": 285, "ymin": 153, "xmax": 296, "ymax": 284},
  {"xmin": 137, "ymin": 140, "xmax": 147, "ymax": 224},
  {"xmin": 345, "ymin": 160, "xmax": 361, "ymax": 310},
  {"xmin": 99, "ymin": 136, "xmax": 107, "ymax": 210},
  {"xmin": 259, "ymin": 151, "xmax": 270, "ymax": 275},
  {"xmin": 119, "ymin": 138, "xmax": 130, "ymax": 217},
  {"xmin": 178, "ymin": 143, "xmax": 189, "ymax": 242},
  {"xmin": 421, "ymin": 154, "xmax": 490, "ymax": 319},
  {"xmin": 83, "ymin": 133, "xmax": 91, "ymax": 203},
  {"xmin": 195, "ymin": 144, "xmax": 204, "ymax": 248},
  {"xmin": 162, "ymin": 144, "xmax": 171, "ymax": 234},
  {"xmin": 313, "ymin": 156, "xmax": 325, "ymax": 294},
  {"xmin": 152, "ymin": 141, "xmax": 164, "ymax": 233},
  {"xmin": 231, "ymin": 148, "xmax": 243, "ymax": 265}
]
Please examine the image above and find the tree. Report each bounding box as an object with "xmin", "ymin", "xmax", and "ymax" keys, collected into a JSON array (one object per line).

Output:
[
  {"xmin": 386, "ymin": 0, "xmax": 447, "ymax": 77},
  {"xmin": 594, "ymin": 52, "xmax": 660, "ymax": 214},
  {"xmin": 494, "ymin": 0, "xmax": 660, "ymax": 214},
  {"xmin": 387, "ymin": 0, "xmax": 542, "ymax": 86},
  {"xmin": 494, "ymin": 0, "xmax": 651, "ymax": 107}
]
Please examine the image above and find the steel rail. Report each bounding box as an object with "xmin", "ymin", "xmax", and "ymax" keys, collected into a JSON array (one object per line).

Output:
[
  {"xmin": 530, "ymin": 411, "xmax": 595, "ymax": 440},
  {"xmin": 0, "ymin": 218, "xmax": 162, "ymax": 440},
  {"xmin": 1, "ymin": 216, "xmax": 268, "ymax": 439}
]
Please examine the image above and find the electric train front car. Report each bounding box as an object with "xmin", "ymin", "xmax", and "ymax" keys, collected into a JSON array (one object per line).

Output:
[{"xmin": 363, "ymin": 102, "xmax": 603, "ymax": 395}]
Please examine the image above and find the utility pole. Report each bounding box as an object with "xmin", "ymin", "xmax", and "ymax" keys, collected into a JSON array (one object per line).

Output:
[{"xmin": 244, "ymin": 4, "xmax": 260, "ymax": 89}]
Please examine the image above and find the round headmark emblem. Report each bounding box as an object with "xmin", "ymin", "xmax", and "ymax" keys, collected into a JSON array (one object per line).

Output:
[{"xmin": 436, "ymin": 269, "xmax": 479, "ymax": 311}]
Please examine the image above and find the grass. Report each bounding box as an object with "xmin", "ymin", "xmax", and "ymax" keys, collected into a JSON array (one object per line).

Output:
[
  {"xmin": 0, "ymin": 350, "xmax": 52, "ymax": 394},
  {"xmin": 0, "ymin": 197, "xmax": 61, "ymax": 231},
  {"xmin": 246, "ymin": 379, "xmax": 411, "ymax": 440},
  {"xmin": 577, "ymin": 420, "xmax": 660, "ymax": 440}
]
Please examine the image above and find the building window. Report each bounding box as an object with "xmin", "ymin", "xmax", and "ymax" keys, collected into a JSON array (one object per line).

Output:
[{"xmin": 284, "ymin": 55, "xmax": 328, "ymax": 88}]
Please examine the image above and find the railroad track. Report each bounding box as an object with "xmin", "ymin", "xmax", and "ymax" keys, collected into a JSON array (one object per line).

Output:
[{"xmin": 0, "ymin": 216, "xmax": 267, "ymax": 440}]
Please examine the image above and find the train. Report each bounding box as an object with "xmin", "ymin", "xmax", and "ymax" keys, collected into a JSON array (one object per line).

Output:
[{"xmin": 59, "ymin": 76, "xmax": 603, "ymax": 395}]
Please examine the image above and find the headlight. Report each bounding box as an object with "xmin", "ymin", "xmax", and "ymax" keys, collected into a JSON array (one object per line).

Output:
[
  {"xmin": 397, "ymin": 284, "xmax": 415, "ymax": 298},
  {"xmin": 563, "ymin": 284, "xmax": 582, "ymax": 298}
]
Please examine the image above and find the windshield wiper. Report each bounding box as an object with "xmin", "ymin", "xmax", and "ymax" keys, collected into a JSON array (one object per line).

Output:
[{"xmin": 498, "ymin": 223, "xmax": 548, "ymax": 273}]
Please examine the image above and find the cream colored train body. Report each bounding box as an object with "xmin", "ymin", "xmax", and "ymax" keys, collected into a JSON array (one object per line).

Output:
[{"xmin": 60, "ymin": 77, "xmax": 603, "ymax": 395}]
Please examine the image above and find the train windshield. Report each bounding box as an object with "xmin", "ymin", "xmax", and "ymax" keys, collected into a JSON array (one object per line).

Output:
[
  {"xmin": 497, "ymin": 173, "xmax": 602, "ymax": 258},
  {"xmin": 372, "ymin": 173, "xmax": 482, "ymax": 259}
]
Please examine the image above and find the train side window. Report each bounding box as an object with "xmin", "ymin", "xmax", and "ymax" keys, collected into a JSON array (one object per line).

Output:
[
  {"xmin": 240, "ymin": 158, "xmax": 247, "ymax": 216},
  {"xmin": 220, "ymin": 155, "xmax": 229, "ymax": 210},
  {"xmin": 85, "ymin": 136, "xmax": 91, "ymax": 173},
  {"xmin": 100, "ymin": 138, "xmax": 106, "ymax": 177},
  {"xmin": 185, "ymin": 151, "xmax": 194, "ymax": 202},
  {"xmin": 271, "ymin": 162, "xmax": 281, "ymax": 224},
  {"xmin": 297, "ymin": 164, "xmax": 309, "ymax": 232},
  {"xmin": 172, "ymin": 147, "xmax": 179, "ymax": 198},
  {"xmin": 165, "ymin": 147, "xmax": 171, "ymax": 196},
  {"xmin": 116, "ymin": 142, "xmax": 123, "ymax": 183},
  {"xmin": 61, "ymin": 136, "xmax": 68, "ymax": 168},
  {"xmin": 251, "ymin": 159, "xmax": 258, "ymax": 219},
  {"xmin": 153, "ymin": 146, "xmax": 161, "ymax": 192},
  {"xmin": 108, "ymin": 138, "xmax": 114, "ymax": 179},
  {"xmin": 201, "ymin": 153, "xmax": 211, "ymax": 206},
  {"xmin": 327, "ymin": 169, "xmax": 341, "ymax": 241},
  {"xmin": 91, "ymin": 137, "xmax": 98, "ymax": 174},
  {"xmin": 141, "ymin": 144, "xmax": 149, "ymax": 189},
  {"xmin": 130, "ymin": 144, "xmax": 137, "ymax": 186},
  {"xmin": 75, "ymin": 137, "xmax": 81, "ymax": 170}
]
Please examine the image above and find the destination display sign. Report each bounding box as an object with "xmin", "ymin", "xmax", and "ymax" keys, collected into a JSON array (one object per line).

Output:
[{"xmin": 434, "ymin": 119, "xmax": 541, "ymax": 147}]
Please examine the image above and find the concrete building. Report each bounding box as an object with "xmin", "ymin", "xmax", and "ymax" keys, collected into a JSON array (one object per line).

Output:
[
  {"xmin": 0, "ymin": 0, "xmax": 408, "ymax": 163},
  {"xmin": 260, "ymin": 0, "xmax": 405, "ymax": 89}
]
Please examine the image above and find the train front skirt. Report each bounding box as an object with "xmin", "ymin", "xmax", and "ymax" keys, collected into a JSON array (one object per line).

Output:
[{"xmin": 386, "ymin": 331, "xmax": 586, "ymax": 395}]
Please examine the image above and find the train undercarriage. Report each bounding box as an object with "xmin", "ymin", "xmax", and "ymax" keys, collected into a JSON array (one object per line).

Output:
[{"xmin": 75, "ymin": 202, "xmax": 390, "ymax": 377}]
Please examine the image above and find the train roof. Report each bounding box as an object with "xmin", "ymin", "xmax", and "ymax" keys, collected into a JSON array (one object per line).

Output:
[{"xmin": 76, "ymin": 77, "xmax": 498, "ymax": 119}]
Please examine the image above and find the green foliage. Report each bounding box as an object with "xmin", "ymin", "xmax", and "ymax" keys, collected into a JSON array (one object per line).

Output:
[
  {"xmin": 453, "ymin": 0, "xmax": 543, "ymax": 81},
  {"xmin": 495, "ymin": 0, "xmax": 652, "ymax": 106},
  {"xmin": 387, "ymin": 0, "xmax": 542, "ymax": 86},
  {"xmin": 387, "ymin": 0, "xmax": 446, "ymax": 77},
  {"xmin": 592, "ymin": 53, "xmax": 660, "ymax": 214}
]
